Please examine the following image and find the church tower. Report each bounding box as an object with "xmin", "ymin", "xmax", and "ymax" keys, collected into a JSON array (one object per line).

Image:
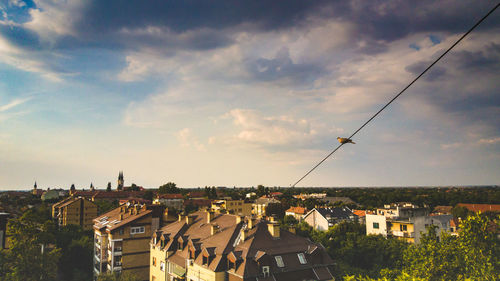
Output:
[
  {"xmin": 32, "ymin": 181, "xmax": 38, "ymax": 195},
  {"xmin": 117, "ymin": 171, "xmax": 124, "ymax": 191},
  {"xmin": 90, "ymin": 182, "xmax": 95, "ymax": 192}
]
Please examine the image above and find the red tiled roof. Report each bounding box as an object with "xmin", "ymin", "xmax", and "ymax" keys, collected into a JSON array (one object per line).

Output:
[
  {"xmin": 353, "ymin": 210, "xmax": 366, "ymax": 217},
  {"xmin": 457, "ymin": 203, "xmax": 500, "ymax": 213},
  {"xmin": 286, "ymin": 206, "xmax": 307, "ymax": 215},
  {"xmin": 158, "ymin": 193, "xmax": 183, "ymax": 199}
]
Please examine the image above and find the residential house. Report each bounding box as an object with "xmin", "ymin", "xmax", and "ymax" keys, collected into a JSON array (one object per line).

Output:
[
  {"xmin": 211, "ymin": 199, "xmax": 252, "ymax": 216},
  {"xmin": 153, "ymin": 194, "xmax": 184, "ymax": 210},
  {"xmin": 285, "ymin": 206, "xmax": 308, "ymax": 221},
  {"xmin": 303, "ymin": 207, "xmax": 357, "ymax": 231},
  {"xmin": 150, "ymin": 210, "xmax": 335, "ymax": 281},
  {"xmin": 52, "ymin": 196, "xmax": 98, "ymax": 230},
  {"xmin": 293, "ymin": 193, "xmax": 327, "ymax": 200},
  {"xmin": 322, "ymin": 197, "xmax": 357, "ymax": 206},
  {"xmin": 41, "ymin": 189, "xmax": 60, "ymax": 201},
  {"xmin": 366, "ymin": 206, "xmax": 452, "ymax": 243},
  {"xmin": 252, "ymin": 196, "xmax": 280, "ymax": 217},
  {"xmin": 93, "ymin": 202, "xmax": 166, "ymax": 281},
  {"xmin": 352, "ymin": 210, "xmax": 367, "ymax": 224},
  {"xmin": 457, "ymin": 203, "xmax": 500, "ymax": 213}
]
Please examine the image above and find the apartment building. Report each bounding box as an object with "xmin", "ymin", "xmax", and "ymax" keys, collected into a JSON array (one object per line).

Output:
[
  {"xmin": 211, "ymin": 199, "xmax": 252, "ymax": 216},
  {"xmin": 366, "ymin": 211, "xmax": 452, "ymax": 243},
  {"xmin": 93, "ymin": 202, "xmax": 165, "ymax": 281},
  {"xmin": 153, "ymin": 193, "xmax": 184, "ymax": 210},
  {"xmin": 52, "ymin": 196, "xmax": 98, "ymax": 230},
  {"xmin": 150, "ymin": 210, "xmax": 335, "ymax": 281},
  {"xmin": 252, "ymin": 196, "xmax": 280, "ymax": 217}
]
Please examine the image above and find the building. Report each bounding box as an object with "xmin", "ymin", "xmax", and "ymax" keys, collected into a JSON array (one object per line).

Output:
[
  {"xmin": 41, "ymin": 189, "xmax": 60, "ymax": 201},
  {"xmin": 375, "ymin": 203, "xmax": 429, "ymax": 218},
  {"xmin": 252, "ymin": 196, "xmax": 280, "ymax": 217},
  {"xmin": 117, "ymin": 171, "xmax": 124, "ymax": 191},
  {"xmin": 211, "ymin": 199, "xmax": 252, "ymax": 216},
  {"xmin": 432, "ymin": 206, "xmax": 453, "ymax": 215},
  {"xmin": 303, "ymin": 207, "xmax": 357, "ymax": 231},
  {"xmin": 322, "ymin": 197, "xmax": 357, "ymax": 206},
  {"xmin": 366, "ymin": 211, "xmax": 452, "ymax": 243},
  {"xmin": 52, "ymin": 196, "xmax": 98, "ymax": 230},
  {"xmin": 93, "ymin": 202, "xmax": 166, "ymax": 281},
  {"xmin": 150, "ymin": 210, "xmax": 335, "ymax": 281},
  {"xmin": 153, "ymin": 194, "xmax": 184, "ymax": 210},
  {"xmin": 457, "ymin": 203, "xmax": 500, "ymax": 213},
  {"xmin": 0, "ymin": 212, "xmax": 9, "ymax": 249},
  {"xmin": 352, "ymin": 210, "xmax": 367, "ymax": 224},
  {"xmin": 285, "ymin": 206, "xmax": 308, "ymax": 221},
  {"xmin": 293, "ymin": 193, "xmax": 327, "ymax": 200}
]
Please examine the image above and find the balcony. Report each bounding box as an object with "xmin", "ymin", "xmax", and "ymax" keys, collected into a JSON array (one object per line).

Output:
[
  {"xmin": 392, "ymin": 230, "xmax": 414, "ymax": 238},
  {"xmin": 107, "ymin": 248, "xmax": 122, "ymax": 256}
]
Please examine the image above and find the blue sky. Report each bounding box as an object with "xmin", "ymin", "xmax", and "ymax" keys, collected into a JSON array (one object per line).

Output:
[{"xmin": 0, "ymin": 0, "xmax": 499, "ymax": 189}]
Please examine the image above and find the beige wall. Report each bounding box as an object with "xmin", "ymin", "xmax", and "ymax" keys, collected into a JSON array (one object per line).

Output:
[{"xmin": 186, "ymin": 262, "xmax": 226, "ymax": 281}]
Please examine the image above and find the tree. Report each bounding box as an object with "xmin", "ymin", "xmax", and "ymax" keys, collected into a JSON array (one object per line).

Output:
[
  {"xmin": 159, "ymin": 182, "xmax": 179, "ymax": 194},
  {"xmin": 3, "ymin": 208, "xmax": 62, "ymax": 281},
  {"xmin": 106, "ymin": 182, "xmax": 112, "ymax": 192},
  {"xmin": 256, "ymin": 185, "xmax": 266, "ymax": 197},
  {"xmin": 142, "ymin": 189, "xmax": 154, "ymax": 201},
  {"xmin": 451, "ymin": 205, "xmax": 471, "ymax": 219}
]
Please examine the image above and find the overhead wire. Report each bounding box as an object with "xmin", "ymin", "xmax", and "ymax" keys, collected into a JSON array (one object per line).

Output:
[{"xmin": 291, "ymin": 2, "xmax": 500, "ymax": 187}]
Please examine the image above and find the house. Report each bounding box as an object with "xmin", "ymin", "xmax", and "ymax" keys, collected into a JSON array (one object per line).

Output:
[
  {"xmin": 153, "ymin": 193, "xmax": 184, "ymax": 210},
  {"xmin": 293, "ymin": 193, "xmax": 327, "ymax": 200},
  {"xmin": 352, "ymin": 209, "xmax": 367, "ymax": 224},
  {"xmin": 376, "ymin": 203, "xmax": 429, "ymax": 218},
  {"xmin": 432, "ymin": 206, "xmax": 453, "ymax": 215},
  {"xmin": 252, "ymin": 196, "xmax": 280, "ymax": 217},
  {"xmin": 52, "ymin": 196, "xmax": 98, "ymax": 230},
  {"xmin": 285, "ymin": 206, "xmax": 308, "ymax": 221},
  {"xmin": 366, "ymin": 209, "xmax": 452, "ymax": 243},
  {"xmin": 150, "ymin": 210, "xmax": 335, "ymax": 281},
  {"xmin": 303, "ymin": 207, "xmax": 357, "ymax": 231},
  {"xmin": 211, "ymin": 199, "xmax": 253, "ymax": 216},
  {"xmin": 457, "ymin": 203, "xmax": 500, "ymax": 213},
  {"xmin": 93, "ymin": 202, "xmax": 166, "ymax": 280}
]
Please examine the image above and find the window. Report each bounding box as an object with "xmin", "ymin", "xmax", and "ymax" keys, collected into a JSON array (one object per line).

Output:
[
  {"xmin": 400, "ymin": 224, "xmax": 407, "ymax": 231},
  {"xmin": 152, "ymin": 257, "xmax": 156, "ymax": 266},
  {"xmin": 130, "ymin": 226, "xmax": 145, "ymax": 234},
  {"xmin": 262, "ymin": 266, "xmax": 270, "ymax": 277},
  {"xmin": 160, "ymin": 261, "xmax": 165, "ymax": 272},
  {"xmin": 297, "ymin": 253, "xmax": 307, "ymax": 264},
  {"xmin": 119, "ymin": 229, "xmax": 124, "ymax": 235},
  {"xmin": 275, "ymin": 256, "xmax": 284, "ymax": 267},
  {"xmin": 373, "ymin": 222, "xmax": 379, "ymax": 229}
]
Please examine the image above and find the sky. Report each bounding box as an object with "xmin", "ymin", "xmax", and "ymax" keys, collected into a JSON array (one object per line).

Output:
[{"xmin": 0, "ymin": 0, "xmax": 499, "ymax": 190}]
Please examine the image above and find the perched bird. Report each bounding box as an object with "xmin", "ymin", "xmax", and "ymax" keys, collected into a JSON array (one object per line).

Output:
[{"xmin": 337, "ymin": 137, "xmax": 355, "ymax": 144}]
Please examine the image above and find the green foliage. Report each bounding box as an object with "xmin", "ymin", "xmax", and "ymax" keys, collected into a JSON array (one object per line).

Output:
[
  {"xmin": 204, "ymin": 186, "xmax": 217, "ymax": 199},
  {"xmin": 3, "ymin": 207, "xmax": 61, "ymax": 281},
  {"xmin": 451, "ymin": 205, "xmax": 471, "ymax": 219},
  {"xmin": 142, "ymin": 189, "xmax": 154, "ymax": 201},
  {"xmin": 95, "ymin": 200, "xmax": 119, "ymax": 215},
  {"xmin": 159, "ymin": 182, "xmax": 179, "ymax": 194},
  {"xmin": 265, "ymin": 203, "xmax": 285, "ymax": 219}
]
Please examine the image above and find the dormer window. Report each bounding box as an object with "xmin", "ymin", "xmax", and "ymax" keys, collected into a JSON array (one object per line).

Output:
[
  {"xmin": 297, "ymin": 253, "xmax": 307, "ymax": 264},
  {"xmin": 262, "ymin": 266, "xmax": 270, "ymax": 277},
  {"xmin": 275, "ymin": 256, "xmax": 284, "ymax": 267}
]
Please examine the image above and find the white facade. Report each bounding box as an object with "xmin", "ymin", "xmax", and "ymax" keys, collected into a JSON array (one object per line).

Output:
[{"xmin": 366, "ymin": 214, "xmax": 388, "ymax": 236}]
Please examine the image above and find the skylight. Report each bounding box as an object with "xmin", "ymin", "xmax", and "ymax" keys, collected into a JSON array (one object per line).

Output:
[{"xmin": 275, "ymin": 256, "xmax": 284, "ymax": 267}]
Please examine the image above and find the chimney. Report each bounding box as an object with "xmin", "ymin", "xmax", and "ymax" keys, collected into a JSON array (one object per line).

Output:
[
  {"xmin": 210, "ymin": 224, "xmax": 218, "ymax": 235},
  {"xmin": 119, "ymin": 214, "xmax": 124, "ymax": 220},
  {"xmin": 178, "ymin": 214, "xmax": 185, "ymax": 222},
  {"xmin": 207, "ymin": 210, "xmax": 214, "ymax": 223},
  {"xmin": 247, "ymin": 217, "xmax": 255, "ymax": 229},
  {"xmin": 186, "ymin": 215, "xmax": 195, "ymax": 225},
  {"xmin": 288, "ymin": 227, "xmax": 296, "ymax": 234},
  {"xmin": 236, "ymin": 215, "xmax": 243, "ymax": 224},
  {"xmin": 268, "ymin": 222, "xmax": 280, "ymax": 239},
  {"xmin": 240, "ymin": 228, "xmax": 248, "ymax": 242}
]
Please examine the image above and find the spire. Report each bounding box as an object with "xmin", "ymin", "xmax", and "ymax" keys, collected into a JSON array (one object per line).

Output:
[
  {"xmin": 117, "ymin": 171, "xmax": 124, "ymax": 190},
  {"xmin": 90, "ymin": 182, "xmax": 94, "ymax": 191},
  {"xmin": 34, "ymin": 181, "xmax": 37, "ymax": 189}
]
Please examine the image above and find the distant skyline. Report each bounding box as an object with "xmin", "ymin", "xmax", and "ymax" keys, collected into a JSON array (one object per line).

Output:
[{"xmin": 1, "ymin": 1, "xmax": 499, "ymax": 190}]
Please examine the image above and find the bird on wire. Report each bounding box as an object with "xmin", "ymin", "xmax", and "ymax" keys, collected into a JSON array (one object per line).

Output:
[{"xmin": 337, "ymin": 137, "xmax": 355, "ymax": 144}]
